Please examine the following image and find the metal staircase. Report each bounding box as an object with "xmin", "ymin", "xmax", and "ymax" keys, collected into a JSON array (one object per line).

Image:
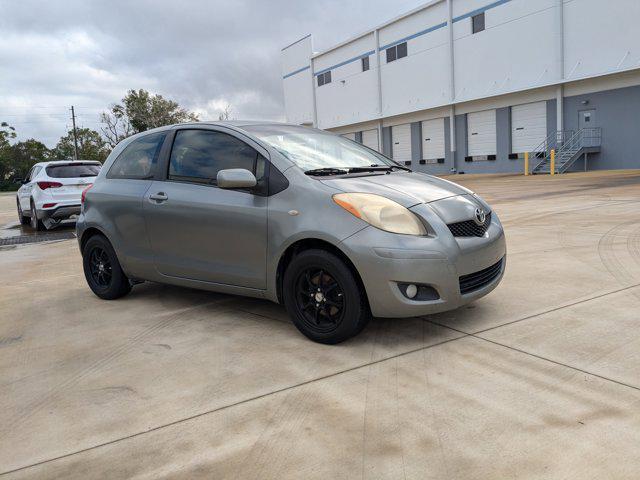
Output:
[{"xmin": 531, "ymin": 128, "xmax": 601, "ymax": 174}]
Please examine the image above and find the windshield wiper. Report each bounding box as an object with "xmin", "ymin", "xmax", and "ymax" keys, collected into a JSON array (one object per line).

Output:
[
  {"xmin": 305, "ymin": 167, "xmax": 349, "ymax": 176},
  {"xmin": 305, "ymin": 165, "xmax": 412, "ymax": 176},
  {"xmin": 346, "ymin": 165, "xmax": 412, "ymax": 173}
]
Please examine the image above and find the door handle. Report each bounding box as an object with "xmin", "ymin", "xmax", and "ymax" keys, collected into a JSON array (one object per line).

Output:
[{"xmin": 149, "ymin": 192, "xmax": 168, "ymax": 203}]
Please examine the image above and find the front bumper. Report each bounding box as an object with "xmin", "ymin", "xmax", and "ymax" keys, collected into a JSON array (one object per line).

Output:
[{"xmin": 340, "ymin": 209, "xmax": 506, "ymax": 318}]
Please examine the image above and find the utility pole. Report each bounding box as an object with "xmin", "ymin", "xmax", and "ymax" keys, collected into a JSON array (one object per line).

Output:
[{"xmin": 70, "ymin": 106, "xmax": 79, "ymax": 160}]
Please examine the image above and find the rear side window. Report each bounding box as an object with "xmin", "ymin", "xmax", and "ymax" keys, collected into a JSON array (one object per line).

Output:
[
  {"xmin": 28, "ymin": 166, "xmax": 41, "ymax": 181},
  {"xmin": 108, "ymin": 132, "xmax": 166, "ymax": 179},
  {"xmin": 168, "ymin": 129, "xmax": 260, "ymax": 184},
  {"xmin": 46, "ymin": 163, "xmax": 101, "ymax": 178}
]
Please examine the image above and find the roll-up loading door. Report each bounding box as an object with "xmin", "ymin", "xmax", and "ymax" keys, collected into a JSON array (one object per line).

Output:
[
  {"xmin": 421, "ymin": 118, "xmax": 445, "ymax": 160},
  {"xmin": 467, "ymin": 109, "xmax": 496, "ymax": 156},
  {"xmin": 511, "ymin": 101, "xmax": 547, "ymax": 153},
  {"xmin": 341, "ymin": 132, "xmax": 356, "ymax": 141},
  {"xmin": 362, "ymin": 129, "xmax": 379, "ymax": 151},
  {"xmin": 391, "ymin": 123, "xmax": 412, "ymax": 162}
]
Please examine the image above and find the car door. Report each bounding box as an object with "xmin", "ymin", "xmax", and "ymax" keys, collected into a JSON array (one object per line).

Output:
[
  {"xmin": 18, "ymin": 166, "xmax": 39, "ymax": 209},
  {"xmin": 96, "ymin": 131, "xmax": 168, "ymax": 277},
  {"xmin": 143, "ymin": 127, "xmax": 268, "ymax": 290}
]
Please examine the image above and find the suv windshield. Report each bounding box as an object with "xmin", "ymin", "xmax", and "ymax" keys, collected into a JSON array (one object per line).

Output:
[
  {"xmin": 244, "ymin": 125, "xmax": 397, "ymax": 172},
  {"xmin": 46, "ymin": 163, "xmax": 101, "ymax": 178}
]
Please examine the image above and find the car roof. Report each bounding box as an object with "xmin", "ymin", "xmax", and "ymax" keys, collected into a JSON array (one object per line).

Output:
[
  {"xmin": 176, "ymin": 120, "xmax": 306, "ymax": 128},
  {"xmin": 34, "ymin": 160, "xmax": 102, "ymax": 167}
]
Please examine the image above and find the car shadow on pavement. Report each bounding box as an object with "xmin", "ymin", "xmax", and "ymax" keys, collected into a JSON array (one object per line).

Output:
[{"xmin": 120, "ymin": 281, "xmax": 478, "ymax": 352}]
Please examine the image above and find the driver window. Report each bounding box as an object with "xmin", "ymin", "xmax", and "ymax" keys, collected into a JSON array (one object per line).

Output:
[{"xmin": 168, "ymin": 129, "xmax": 262, "ymax": 185}]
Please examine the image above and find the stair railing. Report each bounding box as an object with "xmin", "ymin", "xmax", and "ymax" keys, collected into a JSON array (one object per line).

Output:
[
  {"xmin": 530, "ymin": 130, "xmax": 574, "ymax": 173},
  {"xmin": 556, "ymin": 127, "xmax": 601, "ymax": 173}
]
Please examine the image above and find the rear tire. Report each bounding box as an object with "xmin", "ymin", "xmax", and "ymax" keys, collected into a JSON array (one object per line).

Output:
[
  {"xmin": 283, "ymin": 249, "xmax": 370, "ymax": 344},
  {"xmin": 17, "ymin": 199, "xmax": 29, "ymax": 225},
  {"xmin": 82, "ymin": 235, "xmax": 132, "ymax": 300},
  {"xmin": 29, "ymin": 201, "xmax": 45, "ymax": 231}
]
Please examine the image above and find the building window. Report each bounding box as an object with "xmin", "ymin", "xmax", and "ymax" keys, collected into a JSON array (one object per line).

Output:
[
  {"xmin": 361, "ymin": 56, "xmax": 369, "ymax": 72},
  {"xmin": 317, "ymin": 70, "xmax": 331, "ymax": 87},
  {"xmin": 472, "ymin": 12, "xmax": 485, "ymax": 33},
  {"xmin": 385, "ymin": 42, "xmax": 408, "ymax": 63}
]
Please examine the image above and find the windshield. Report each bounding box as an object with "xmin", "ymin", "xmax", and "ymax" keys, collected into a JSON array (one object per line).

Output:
[{"xmin": 244, "ymin": 125, "xmax": 397, "ymax": 171}]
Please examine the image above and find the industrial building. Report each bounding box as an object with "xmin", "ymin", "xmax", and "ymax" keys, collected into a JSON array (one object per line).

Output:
[{"xmin": 281, "ymin": 0, "xmax": 640, "ymax": 174}]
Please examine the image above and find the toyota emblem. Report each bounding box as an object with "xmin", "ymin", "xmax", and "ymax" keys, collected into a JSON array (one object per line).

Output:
[{"xmin": 474, "ymin": 208, "xmax": 486, "ymax": 225}]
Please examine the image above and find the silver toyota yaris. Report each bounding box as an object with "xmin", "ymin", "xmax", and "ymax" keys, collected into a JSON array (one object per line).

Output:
[{"xmin": 77, "ymin": 122, "xmax": 506, "ymax": 344}]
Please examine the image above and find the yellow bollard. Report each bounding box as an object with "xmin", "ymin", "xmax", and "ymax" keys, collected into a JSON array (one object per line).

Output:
[
  {"xmin": 550, "ymin": 149, "xmax": 555, "ymax": 176},
  {"xmin": 524, "ymin": 152, "xmax": 529, "ymax": 176}
]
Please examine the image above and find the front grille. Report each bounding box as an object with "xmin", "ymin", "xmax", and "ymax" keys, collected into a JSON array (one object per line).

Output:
[
  {"xmin": 459, "ymin": 257, "xmax": 504, "ymax": 295},
  {"xmin": 447, "ymin": 212, "xmax": 492, "ymax": 237}
]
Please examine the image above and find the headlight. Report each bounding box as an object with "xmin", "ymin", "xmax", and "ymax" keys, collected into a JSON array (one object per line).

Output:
[{"xmin": 333, "ymin": 193, "xmax": 427, "ymax": 236}]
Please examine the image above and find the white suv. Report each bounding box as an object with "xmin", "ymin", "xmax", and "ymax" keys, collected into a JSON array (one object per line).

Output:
[{"xmin": 17, "ymin": 160, "xmax": 101, "ymax": 230}]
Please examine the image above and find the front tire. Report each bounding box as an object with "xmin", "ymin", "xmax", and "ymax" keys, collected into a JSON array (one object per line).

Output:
[
  {"xmin": 283, "ymin": 249, "xmax": 370, "ymax": 344},
  {"xmin": 82, "ymin": 235, "xmax": 132, "ymax": 300}
]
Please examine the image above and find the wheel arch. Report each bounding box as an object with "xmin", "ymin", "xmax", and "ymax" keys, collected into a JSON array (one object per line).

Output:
[
  {"xmin": 79, "ymin": 226, "xmax": 111, "ymax": 252},
  {"xmin": 275, "ymin": 238, "xmax": 368, "ymax": 308}
]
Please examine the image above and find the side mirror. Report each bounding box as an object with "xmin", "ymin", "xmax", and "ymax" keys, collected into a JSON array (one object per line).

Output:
[
  {"xmin": 217, "ymin": 169, "xmax": 257, "ymax": 189},
  {"xmin": 20, "ymin": 178, "xmax": 29, "ymax": 185}
]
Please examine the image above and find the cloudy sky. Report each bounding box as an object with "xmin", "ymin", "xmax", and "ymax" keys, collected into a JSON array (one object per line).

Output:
[{"xmin": 0, "ymin": 0, "xmax": 425, "ymax": 147}]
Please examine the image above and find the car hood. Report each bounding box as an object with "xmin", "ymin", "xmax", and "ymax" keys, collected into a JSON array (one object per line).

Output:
[{"xmin": 320, "ymin": 171, "xmax": 472, "ymax": 207}]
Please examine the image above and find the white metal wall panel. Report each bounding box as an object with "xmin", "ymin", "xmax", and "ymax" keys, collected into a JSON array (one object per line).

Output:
[
  {"xmin": 467, "ymin": 110, "xmax": 496, "ymax": 156},
  {"xmin": 511, "ymin": 101, "xmax": 547, "ymax": 153},
  {"xmin": 391, "ymin": 124, "xmax": 412, "ymax": 162},
  {"xmin": 421, "ymin": 118, "xmax": 445, "ymax": 159},
  {"xmin": 341, "ymin": 132, "xmax": 356, "ymax": 141},
  {"xmin": 362, "ymin": 129, "xmax": 379, "ymax": 151}
]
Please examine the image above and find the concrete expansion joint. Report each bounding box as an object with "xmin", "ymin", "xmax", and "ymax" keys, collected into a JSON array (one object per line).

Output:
[{"xmin": 7, "ymin": 280, "xmax": 640, "ymax": 476}]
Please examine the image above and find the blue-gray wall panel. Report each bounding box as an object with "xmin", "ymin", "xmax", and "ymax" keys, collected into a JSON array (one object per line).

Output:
[
  {"xmin": 382, "ymin": 126, "xmax": 392, "ymax": 158},
  {"xmin": 454, "ymin": 114, "xmax": 467, "ymax": 173},
  {"xmin": 411, "ymin": 122, "xmax": 422, "ymax": 164},
  {"xmin": 546, "ymin": 99, "xmax": 556, "ymax": 139},
  {"xmin": 563, "ymin": 85, "xmax": 640, "ymax": 170}
]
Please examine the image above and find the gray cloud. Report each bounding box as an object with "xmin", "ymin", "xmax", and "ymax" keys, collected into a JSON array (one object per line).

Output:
[{"xmin": 0, "ymin": 0, "xmax": 424, "ymax": 146}]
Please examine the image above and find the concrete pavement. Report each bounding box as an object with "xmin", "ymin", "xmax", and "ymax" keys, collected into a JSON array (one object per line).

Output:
[{"xmin": 1, "ymin": 171, "xmax": 640, "ymax": 479}]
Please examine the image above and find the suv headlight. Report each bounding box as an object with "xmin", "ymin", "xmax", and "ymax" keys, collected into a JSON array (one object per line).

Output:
[{"xmin": 333, "ymin": 193, "xmax": 427, "ymax": 236}]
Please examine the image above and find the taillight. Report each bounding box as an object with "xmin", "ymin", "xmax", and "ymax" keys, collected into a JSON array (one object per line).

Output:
[
  {"xmin": 81, "ymin": 184, "xmax": 93, "ymax": 205},
  {"xmin": 37, "ymin": 181, "xmax": 63, "ymax": 190}
]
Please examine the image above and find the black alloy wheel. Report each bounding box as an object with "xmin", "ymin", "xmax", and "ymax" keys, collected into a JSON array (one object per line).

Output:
[
  {"xmin": 88, "ymin": 246, "xmax": 113, "ymax": 288},
  {"xmin": 295, "ymin": 268, "xmax": 345, "ymax": 334},
  {"xmin": 283, "ymin": 249, "xmax": 371, "ymax": 344},
  {"xmin": 82, "ymin": 234, "xmax": 132, "ymax": 300}
]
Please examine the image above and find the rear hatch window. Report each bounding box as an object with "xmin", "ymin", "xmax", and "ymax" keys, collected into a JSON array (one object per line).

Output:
[{"xmin": 46, "ymin": 163, "xmax": 101, "ymax": 178}]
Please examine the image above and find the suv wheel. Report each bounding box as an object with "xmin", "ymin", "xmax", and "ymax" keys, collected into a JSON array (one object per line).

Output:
[
  {"xmin": 82, "ymin": 235, "xmax": 132, "ymax": 300},
  {"xmin": 29, "ymin": 201, "xmax": 45, "ymax": 231},
  {"xmin": 283, "ymin": 249, "xmax": 370, "ymax": 344},
  {"xmin": 17, "ymin": 199, "xmax": 29, "ymax": 225}
]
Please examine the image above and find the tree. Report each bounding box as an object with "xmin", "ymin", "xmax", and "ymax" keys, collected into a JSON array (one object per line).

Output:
[
  {"xmin": 101, "ymin": 89, "xmax": 199, "ymax": 147},
  {"xmin": 218, "ymin": 104, "xmax": 233, "ymax": 121},
  {"xmin": 0, "ymin": 122, "xmax": 18, "ymax": 189},
  {"xmin": 9, "ymin": 139, "xmax": 52, "ymax": 182},
  {"xmin": 53, "ymin": 128, "xmax": 110, "ymax": 162},
  {"xmin": 0, "ymin": 122, "xmax": 16, "ymax": 145}
]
